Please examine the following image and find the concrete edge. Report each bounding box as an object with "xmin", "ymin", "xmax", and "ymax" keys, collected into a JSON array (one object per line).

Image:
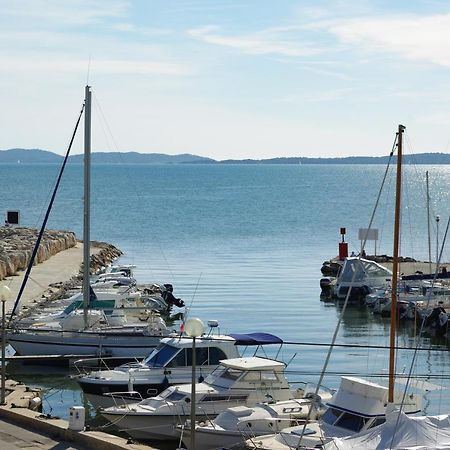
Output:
[{"xmin": 0, "ymin": 405, "xmax": 153, "ymax": 450}]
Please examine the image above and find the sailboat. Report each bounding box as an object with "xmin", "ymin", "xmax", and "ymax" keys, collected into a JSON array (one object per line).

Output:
[
  {"xmin": 244, "ymin": 125, "xmax": 429, "ymax": 449},
  {"xmin": 6, "ymin": 86, "xmax": 176, "ymax": 361}
]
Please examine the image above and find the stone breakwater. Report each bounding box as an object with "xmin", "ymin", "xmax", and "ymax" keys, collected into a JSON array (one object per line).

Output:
[
  {"xmin": 0, "ymin": 227, "xmax": 123, "ymax": 281},
  {"xmin": 0, "ymin": 227, "xmax": 78, "ymax": 280}
]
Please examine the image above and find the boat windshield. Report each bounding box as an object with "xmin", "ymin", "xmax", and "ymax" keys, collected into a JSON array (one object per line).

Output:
[
  {"xmin": 340, "ymin": 259, "xmax": 391, "ymax": 283},
  {"xmin": 322, "ymin": 407, "xmax": 367, "ymax": 432},
  {"xmin": 143, "ymin": 344, "xmax": 180, "ymax": 368}
]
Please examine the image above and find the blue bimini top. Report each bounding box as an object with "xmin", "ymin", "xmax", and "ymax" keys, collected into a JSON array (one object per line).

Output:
[{"xmin": 229, "ymin": 332, "xmax": 283, "ymax": 346}]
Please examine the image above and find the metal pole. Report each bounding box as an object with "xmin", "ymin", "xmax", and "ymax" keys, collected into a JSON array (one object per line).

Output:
[
  {"xmin": 83, "ymin": 85, "xmax": 92, "ymax": 329},
  {"xmin": 426, "ymin": 172, "xmax": 432, "ymax": 274},
  {"xmin": 1, "ymin": 299, "xmax": 6, "ymax": 404},
  {"xmin": 190, "ymin": 336, "xmax": 196, "ymax": 450},
  {"xmin": 436, "ymin": 215, "xmax": 440, "ymax": 272},
  {"xmin": 388, "ymin": 124, "xmax": 404, "ymax": 404}
]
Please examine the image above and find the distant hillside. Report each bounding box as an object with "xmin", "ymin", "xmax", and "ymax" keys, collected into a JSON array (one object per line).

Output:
[
  {"xmin": 219, "ymin": 153, "xmax": 450, "ymax": 164},
  {"xmin": 0, "ymin": 148, "xmax": 61, "ymax": 163},
  {"xmin": 0, "ymin": 149, "xmax": 214, "ymax": 164},
  {"xmin": 68, "ymin": 151, "xmax": 214, "ymax": 164},
  {"xmin": 1, "ymin": 148, "xmax": 450, "ymax": 165}
]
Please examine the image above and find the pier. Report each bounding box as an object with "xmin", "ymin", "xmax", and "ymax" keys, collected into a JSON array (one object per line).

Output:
[
  {"xmin": 0, "ymin": 379, "xmax": 155, "ymax": 449},
  {"xmin": 0, "ymin": 227, "xmax": 152, "ymax": 449}
]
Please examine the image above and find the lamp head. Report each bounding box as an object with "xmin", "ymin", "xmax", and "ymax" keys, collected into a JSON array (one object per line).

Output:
[
  {"xmin": 436, "ymin": 215, "xmax": 441, "ymax": 222},
  {"xmin": 0, "ymin": 285, "xmax": 11, "ymax": 301},
  {"xmin": 184, "ymin": 318, "xmax": 204, "ymax": 337}
]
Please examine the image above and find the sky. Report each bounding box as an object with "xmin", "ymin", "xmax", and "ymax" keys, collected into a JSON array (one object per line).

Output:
[{"xmin": 2, "ymin": 0, "xmax": 450, "ymax": 160}]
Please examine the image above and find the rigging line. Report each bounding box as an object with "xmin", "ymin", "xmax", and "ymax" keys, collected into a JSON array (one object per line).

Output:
[
  {"xmin": 183, "ymin": 273, "xmax": 202, "ymax": 324},
  {"xmin": 8, "ymin": 102, "xmax": 85, "ymax": 323},
  {"xmin": 91, "ymin": 93, "xmax": 177, "ymax": 285},
  {"xmin": 392, "ymin": 214, "xmax": 450, "ymax": 448},
  {"xmin": 405, "ymin": 133, "xmax": 439, "ymax": 227},
  {"xmin": 296, "ymin": 135, "xmax": 399, "ymax": 444}
]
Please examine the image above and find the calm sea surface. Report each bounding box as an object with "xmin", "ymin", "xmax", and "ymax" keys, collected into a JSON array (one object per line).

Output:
[{"xmin": 2, "ymin": 163, "xmax": 450, "ymax": 446}]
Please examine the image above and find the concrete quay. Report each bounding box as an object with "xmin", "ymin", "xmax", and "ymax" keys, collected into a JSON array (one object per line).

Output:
[
  {"xmin": 0, "ymin": 381, "xmax": 155, "ymax": 450},
  {"xmin": 0, "ymin": 233, "xmax": 156, "ymax": 449}
]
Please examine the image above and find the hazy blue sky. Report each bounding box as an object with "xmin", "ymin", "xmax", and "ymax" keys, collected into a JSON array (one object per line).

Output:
[{"xmin": 2, "ymin": 0, "xmax": 450, "ymax": 159}]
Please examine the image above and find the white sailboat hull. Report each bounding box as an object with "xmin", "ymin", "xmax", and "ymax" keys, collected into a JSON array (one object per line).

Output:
[{"xmin": 7, "ymin": 330, "xmax": 164, "ymax": 359}]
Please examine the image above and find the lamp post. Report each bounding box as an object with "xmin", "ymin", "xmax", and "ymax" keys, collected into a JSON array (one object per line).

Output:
[
  {"xmin": 0, "ymin": 285, "xmax": 11, "ymax": 405},
  {"xmin": 436, "ymin": 215, "xmax": 441, "ymax": 271},
  {"xmin": 184, "ymin": 317, "xmax": 204, "ymax": 450}
]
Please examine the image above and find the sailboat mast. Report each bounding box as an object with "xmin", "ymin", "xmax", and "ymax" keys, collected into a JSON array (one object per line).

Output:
[
  {"xmin": 388, "ymin": 124, "xmax": 405, "ymax": 403},
  {"xmin": 426, "ymin": 172, "xmax": 432, "ymax": 274},
  {"xmin": 83, "ymin": 85, "xmax": 92, "ymax": 329}
]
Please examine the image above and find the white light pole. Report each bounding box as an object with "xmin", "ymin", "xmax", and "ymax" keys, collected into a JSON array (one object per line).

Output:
[
  {"xmin": 0, "ymin": 285, "xmax": 11, "ymax": 405},
  {"xmin": 184, "ymin": 317, "xmax": 204, "ymax": 450},
  {"xmin": 436, "ymin": 215, "xmax": 441, "ymax": 271}
]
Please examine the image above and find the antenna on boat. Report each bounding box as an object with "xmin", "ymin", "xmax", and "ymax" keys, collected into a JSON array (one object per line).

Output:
[
  {"xmin": 83, "ymin": 85, "xmax": 92, "ymax": 330},
  {"xmin": 86, "ymin": 55, "xmax": 92, "ymax": 86},
  {"xmin": 388, "ymin": 124, "xmax": 405, "ymax": 403}
]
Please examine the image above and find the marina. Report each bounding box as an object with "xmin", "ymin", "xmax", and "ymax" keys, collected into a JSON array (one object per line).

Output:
[
  {"xmin": 1, "ymin": 90, "xmax": 450, "ymax": 450},
  {"xmin": 1, "ymin": 159, "xmax": 450, "ymax": 449},
  {"xmin": 3, "ymin": 0, "xmax": 450, "ymax": 447}
]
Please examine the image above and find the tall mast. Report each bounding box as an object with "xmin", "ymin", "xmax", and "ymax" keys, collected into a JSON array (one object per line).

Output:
[
  {"xmin": 83, "ymin": 85, "xmax": 92, "ymax": 329},
  {"xmin": 426, "ymin": 172, "xmax": 432, "ymax": 274},
  {"xmin": 388, "ymin": 124, "xmax": 405, "ymax": 403}
]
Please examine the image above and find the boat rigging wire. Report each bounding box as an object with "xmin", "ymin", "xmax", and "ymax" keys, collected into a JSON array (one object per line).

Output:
[
  {"xmin": 8, "ymin": 101, "xmax": 85, "ymax": 323},
  {"xmin": 390, "ymin": 214, "xmax": 450, "ymax": 448},
  {"xmin": 91, "ymin": 93, "xmax": 178, "ymax": 286},
  {"xmin": 295, "ymin": 133, "xmax": 399, "ymax": 444}
]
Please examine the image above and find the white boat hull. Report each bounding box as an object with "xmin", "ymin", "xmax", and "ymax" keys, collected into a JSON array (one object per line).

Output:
[
  {"xmin": 7, "ymin": 330, "xmax": 164, "ymax": 359},
  {"xmin": 101, "ymin": 411, "xmax": 185, "ymax": 440}
]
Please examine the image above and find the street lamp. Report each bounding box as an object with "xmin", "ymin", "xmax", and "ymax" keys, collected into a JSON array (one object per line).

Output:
[
  {"xmin": 0, "ymin": 285, "xmax": 11, "ymax": 405},
  {"xmin": 184, "ymin": 317, "xmax": 204, "ymax": 450},
  {"xmin": 436, "ymin": 215, "xmax": 441, "ymax": 271}
]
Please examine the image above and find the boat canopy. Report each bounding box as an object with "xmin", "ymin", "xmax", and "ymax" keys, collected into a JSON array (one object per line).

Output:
[
  {"xmin": 339, "ymin": 257, "xmax": 392, "ymax": 283},
  {"xmin": 229, "ymin": 332, "xmax": 283, "ymax": 346},
  {"xmin": 323, "ymin": 409, "xmax": 450, "ymax": 450}
]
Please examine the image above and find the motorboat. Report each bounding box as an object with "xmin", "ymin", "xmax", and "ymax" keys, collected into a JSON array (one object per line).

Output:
[
  {"xmin": 77, "ymin": 331, "xmax": 285, "ymax": 409},
  {"xmin": 323, "ymin": 408, "xmax": 450, "ymax": 449},
  {"xmin": 100, "ymin": 356, "xmax": 304, "ymax": 441},
  {"xmin": 333, "ymin": 257, "xmax": 392, "ymax": 301},
  {"xmin": 244, "ymin": 376, "xmax": 421, "ymax": 449},
  {"xmin": 179, "ymin": 384, "xmax": 334, "ymax": 450},
  {"xmin": 76, "ymin": 333, "xmax": 242, "ymax": 408}
]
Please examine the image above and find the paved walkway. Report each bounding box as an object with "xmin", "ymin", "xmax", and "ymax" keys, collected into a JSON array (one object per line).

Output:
[
  {"xmin": 0, "ymin": 416, "xmax": 86, "ymax": 449},
  {"xmin": 0, "ymin": 243, "xmax": 101, "ymax": 315}
]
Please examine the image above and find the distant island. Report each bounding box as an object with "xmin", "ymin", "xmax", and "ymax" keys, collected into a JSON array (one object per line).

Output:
[{"xmin": 1, "ymin": 148, "xmax": 450, "ymax": 165}]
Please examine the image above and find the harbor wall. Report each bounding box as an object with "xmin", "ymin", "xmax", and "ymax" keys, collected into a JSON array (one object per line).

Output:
[
  {"xmin": 0, "ymin": 227, "xmax": 77, "ymax": 280},
  {"xmin": 0, "ymin": 227, "xmax": 123, "ymax": 281}
]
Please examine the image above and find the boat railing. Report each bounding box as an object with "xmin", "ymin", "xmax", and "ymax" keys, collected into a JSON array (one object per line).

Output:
[
  {"xmin": 73, "ymin": 355, "xmax": 142, "ymax": 375},
  {"xmin": 103, "ymin": 390, "xmax": 144, "ymax": 408}
]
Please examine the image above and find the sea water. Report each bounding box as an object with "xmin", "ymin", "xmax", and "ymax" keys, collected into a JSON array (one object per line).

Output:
[{"xmin": 2, "ymin": 162, "xmax": 450, "ymax": 446}]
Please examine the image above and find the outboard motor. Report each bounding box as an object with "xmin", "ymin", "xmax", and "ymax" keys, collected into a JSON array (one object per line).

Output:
[{"xmin": 161, "ymin": 285, "xmax": 185, "ymax": 308}]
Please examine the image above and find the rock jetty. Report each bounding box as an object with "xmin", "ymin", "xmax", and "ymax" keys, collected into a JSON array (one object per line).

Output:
[
  {"xmin": 0, "ymin": 227, "xmax": 122, "ymax": 281},
  {"xmin": 0, "ymin": 227, "xmax": 77, "ymax": 280}
]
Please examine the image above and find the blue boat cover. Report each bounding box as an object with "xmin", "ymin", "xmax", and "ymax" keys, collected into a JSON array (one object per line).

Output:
[{"xmin": 229, "ymin": 332, "xmax": 283, "ymax": 345}]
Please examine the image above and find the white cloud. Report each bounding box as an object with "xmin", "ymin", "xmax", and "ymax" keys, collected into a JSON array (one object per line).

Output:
[
  {"xmin": 188, "ymin": 25, "xmax": 322, "ymax": 57},
  {"xmin": 327, "ymin": 13, "xmax": 450, "ymax": 68},
  {"xmin": 0, "ymin": 56, "xmax": 192, "ymax": 76},
  {"xmin": 112, "ymin": 23, "xmax": 174, "ymax": 36},
  {"xmin": 0, "ymin": 0, "xmax": 129, "ymax": 26}
]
